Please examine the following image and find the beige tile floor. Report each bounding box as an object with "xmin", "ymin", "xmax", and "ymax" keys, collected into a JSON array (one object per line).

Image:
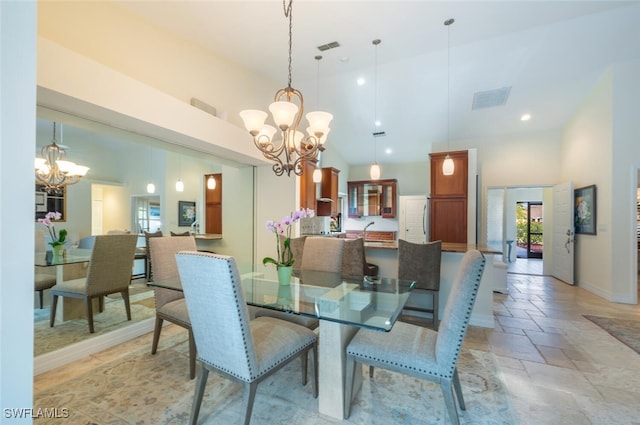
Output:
[
  {"xmin": 34, "ymin": 272, "xmax": 640, "ymax": 424},
  {"xmin": 478, "ymin": 273, "xmax": 640, "ymax": 424}
]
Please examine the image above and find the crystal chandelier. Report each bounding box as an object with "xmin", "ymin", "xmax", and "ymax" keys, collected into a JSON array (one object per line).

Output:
[
  {"xmin": 35, "ymin": 122, "xmax": 89, "ymax": 194},
  {"xmin": 240, "ymin": 0, "xmax": 333, "ymax": 177}
]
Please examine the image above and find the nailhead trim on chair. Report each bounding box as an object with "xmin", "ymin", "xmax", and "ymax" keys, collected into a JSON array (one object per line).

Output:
[{"xmin": 184, "ymin": 253, "xmax": 313, "ymax": 382}]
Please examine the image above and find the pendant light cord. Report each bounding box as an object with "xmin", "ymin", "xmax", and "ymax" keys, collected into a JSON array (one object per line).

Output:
[
  {"xmin": 373, "ymin": 39, "xmax": 381, "ymax": 164},
  {"xmin": 283, "ymin": 0, "xmax": 293, "ymax": 89},
  {"xmin": 445, "ymin": 18, "xmax": 454, "ymax": 151}
]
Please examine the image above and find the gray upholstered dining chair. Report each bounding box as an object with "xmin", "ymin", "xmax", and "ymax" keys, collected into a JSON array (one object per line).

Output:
[
  {"xmin": 344, "ymin": 249, "xmax": 485, "ymax": 425},
  {"xmin": 148, "ymin": 236, "xmax": 197, "ymax": 379},
  {"xmin": 341, "ymin": 237, "xmax": 366, "ymax": 281},
  {"xmin": 254, "ymin": 236, "xmax": 345, "ymax": 330},
  {"xmin": 398, "ymin": 239, "xmax": 442, "ymax": 329},
  {"xmin": 49, "ymin": 234, "xmax": 138, "ymax": 333},
  {"xmin": 175, "ymin": 252, "xmax": 318, "ymax": 425}
]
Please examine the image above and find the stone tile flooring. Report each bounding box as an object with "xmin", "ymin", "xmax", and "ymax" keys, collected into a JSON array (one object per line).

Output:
[
  {"xmin": 485, "ymin": 274, "xmax": 640, "ymax": 424},
  {"xmin": 34, "ymin": 273, "xmax": 640, "ymax": 424}
]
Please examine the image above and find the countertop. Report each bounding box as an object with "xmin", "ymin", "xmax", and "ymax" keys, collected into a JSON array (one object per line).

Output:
[
  {"xmin": 364, "ymin": 241, "xmax": 502, "ymax": 254},
  {"xmin": 193, "ymin": 233, "xmax": 222, "ymax": 240}
]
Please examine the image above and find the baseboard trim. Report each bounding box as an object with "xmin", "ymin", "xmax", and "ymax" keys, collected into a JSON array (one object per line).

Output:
[
  {"xmin": 34, "ymin": 318, "xmax": 155, "ymax": 376},
  {"xmin": 470, "ymin": 313, "xmax": 495, "ymax": 329}
]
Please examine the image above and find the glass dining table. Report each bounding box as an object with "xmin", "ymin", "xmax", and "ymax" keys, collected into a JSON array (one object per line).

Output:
[{"xmin": 151, "ymin": 264, "xmax": 415, "ymax": 420}]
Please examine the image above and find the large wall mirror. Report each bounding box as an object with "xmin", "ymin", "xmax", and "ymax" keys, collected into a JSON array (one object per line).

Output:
[{"xmin": 34, "ymin": 109, "xmax": 256, "ymax": 361}]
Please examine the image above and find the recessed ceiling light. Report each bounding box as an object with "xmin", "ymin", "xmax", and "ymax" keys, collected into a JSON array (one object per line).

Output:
[
  {"xmin": 385, "ymin": 148, "xmax": 392, "ymax": 154},
  {"xmin": 357, "ymin": 77, "xmax": 365, "ymax": 86},
  {"xmin": 521, "ymin": 113, "xmax": 531, "ymax": 121},
  {"xmin": 374, "ymin": 120, "xmax": 381, "ymax": 127},
  {"xmin": 340, "ymin": 56, "xmax": 350, "ymax": 63}
]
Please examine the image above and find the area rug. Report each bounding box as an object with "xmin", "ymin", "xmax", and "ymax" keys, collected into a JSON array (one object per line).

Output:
[
  {"xmin": 34, "ymin": 329, "xmax": 519, "ymax": 424},
  {"xmin": 34, "ymin": 290, "xmax": 155, "ymax": 356},
  {"xmin": 584, "ymin": 315, "xmax": 640, "ymax": 355}
]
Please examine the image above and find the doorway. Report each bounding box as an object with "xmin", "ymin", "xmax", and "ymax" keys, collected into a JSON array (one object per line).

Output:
[{"xmin": 516, "ymin": 201, "xmax": 544, "ymax": 259}]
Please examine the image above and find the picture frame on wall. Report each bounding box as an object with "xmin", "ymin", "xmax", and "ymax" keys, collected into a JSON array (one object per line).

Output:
[
  {"xmin": 574, "ymin": 185, "xmax": 597, "ymax": 235},
  {"xmin": 178, "ymin": 201, "xmax": 196, "ymax": 227}
]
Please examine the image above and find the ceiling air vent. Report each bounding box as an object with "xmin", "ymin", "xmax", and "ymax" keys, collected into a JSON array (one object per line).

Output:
[
  {"xmin": 472, "ymin": 87, "xmax": 511, "ymax": 110},
  {"xmin": 317, "ymin": 41, "xmax": 340, "ymax": 52},
  {"xmin": 373, "ymin": 131, "xmax": 386, "ymax": 137}
]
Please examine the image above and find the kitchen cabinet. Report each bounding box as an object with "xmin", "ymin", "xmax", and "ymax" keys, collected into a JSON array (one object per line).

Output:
[
  {"xmin": 429, "ymin": 150, "xmax": 468, "ymax": 243},
  {"xmin": 347, "ymin": 179, "xmax": 397, "ymax": 218},
  {"xmin": 204, "ymin": 173, "xmax": 222, "ymax": 234},
  {"xmin": 317, "ymin": 167, "xmax": 340, "ymax": 216},
  {"xmin": 430, "ymin": 151, "xmax": 468, "ymax": 197},
  {"xmin": 299, "ymin": 159, "xmax": 317, "ymax": 211}
]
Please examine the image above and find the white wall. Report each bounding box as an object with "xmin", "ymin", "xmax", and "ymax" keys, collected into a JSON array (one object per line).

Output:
[
  {"xmin": 560, "ymin": 60, "xmax": 640, "ymax": 303},
  {"xmin": 0, "ymin": 1, "xmax": 37, "ymax": 417},
  {"xmin": 561, "ymin": 69, "xmax": 614, "ymax": 298},
  {"xmin": 611, "ymin": 60, "xmax": 640, "ymax": 303}
]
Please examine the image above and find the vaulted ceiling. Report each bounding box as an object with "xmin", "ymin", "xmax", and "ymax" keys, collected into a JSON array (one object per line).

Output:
[{"xmin": 47, "ymin": 1, "xmax": 640, "ymax": 166}]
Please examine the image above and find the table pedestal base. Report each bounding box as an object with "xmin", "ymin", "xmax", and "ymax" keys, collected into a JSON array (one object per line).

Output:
[{"xmin": 318, "ymin": 320, "xmax": 362, "ymax": 419}]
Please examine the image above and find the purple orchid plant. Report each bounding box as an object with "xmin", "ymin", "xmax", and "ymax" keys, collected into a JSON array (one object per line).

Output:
[
  {"xmin": 38, "ymin": 211, "xmax": 67, "ymax": 248},
  {"xmin": 264, "ymin": 208, "xmax": 314, "ymax": 268}
]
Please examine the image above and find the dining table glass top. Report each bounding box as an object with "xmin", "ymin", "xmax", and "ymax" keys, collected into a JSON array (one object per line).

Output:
[
  {"xmin": 34, "ymin": 248, "xmax": 93, "ymax": 267},
  {"xmin": 150, "ymin": 264, "xmax": 415, "ymax": 332}
]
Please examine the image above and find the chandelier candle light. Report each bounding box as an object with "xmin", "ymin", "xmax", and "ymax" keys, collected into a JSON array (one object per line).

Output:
[
  {"xmin": 35, "ymin": 122, "xmax": 89, "ymax": 194},
  {"xmin": 240, "ymin": 0, "xmax": 333, "ymax": 177}
]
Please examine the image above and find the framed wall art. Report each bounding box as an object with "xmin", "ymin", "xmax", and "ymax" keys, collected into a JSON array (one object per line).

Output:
[
  {"xmin": 574, "ymin": 185, "xmax": 596, "ymax": 235},
  {"xmin": 178, "ymin": 201, "xmax": 196, "ymax": 227}
]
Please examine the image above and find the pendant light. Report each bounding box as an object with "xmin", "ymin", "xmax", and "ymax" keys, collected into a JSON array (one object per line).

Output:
[
  {"xmin": 370, "ymin": 39, "xmax": 381, "ymax": 180},
  {"xmin": 175, "ymin": 156, "xmax": 184, "ymax": 192},
  {"xmin": 146, "ymin": 147, "xmax": 155, "ymax": 194},
  {"xmin": 442, "ymin": 18, "xmax": 455, "ymax": 176},
  {"xmin": 207, "ymin": 175, "xmax": 216, "ymax": 190}
]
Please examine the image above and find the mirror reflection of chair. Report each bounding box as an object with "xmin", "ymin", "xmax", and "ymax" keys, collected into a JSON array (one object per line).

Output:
[
  {"xmin": 34, "ymin": 272, "xmax": 56, "ymax": 309},
  {"xmin": 398, "ymin": 239, "xmax": 442, "ymax": 330},
  {"xmin": 77, "ymin": 235, "xmax": 96, "ymax": 250},
  {"xmin": 148, "ymin": 236, "xmax": 197, "ymax": 379},
  {"xmin": 344, "ymin": 250, "xmax": 486, "ymax": 425},
  {"xmin": 254, "ymin": 236, "xmax": 345, "ymax": 330},
  {"xmin": 143, "ymin": 230, "xmax": 163, "ymax": 280},
  {"xmin": 176, "ymin": 252, "xmax": 318, "ymax": 425},
  {"xmin": 49, "ymin": 234, "xmax": 138, "ymax": 333}
]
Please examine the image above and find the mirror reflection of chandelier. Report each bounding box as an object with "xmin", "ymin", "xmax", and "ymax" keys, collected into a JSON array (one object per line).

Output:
[
  {"xmin": 35, "ymin": 122, "xmax": 89, "ymax": 194},
  {"xmin": 239, "ymin": 0, "xmax": 333, "ymax": 177}
]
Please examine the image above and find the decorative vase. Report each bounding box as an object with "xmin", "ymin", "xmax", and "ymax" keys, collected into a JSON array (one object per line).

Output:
[
  {"xmin": 52, "ymin": 244, "xmax": 64, "ymax": 260},
  {"xmin": 277, "ymin": 266, "xmax": 293, "ymax": 286}
]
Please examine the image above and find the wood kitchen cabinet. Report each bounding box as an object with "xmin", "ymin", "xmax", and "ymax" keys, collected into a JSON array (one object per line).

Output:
[
  {"xmin": 204, "ymin": 173, "xmax": 222, "ymax": 234},
  {"xmin": 299, "ymin": 159, "xmax": 317, "ymax": 211},
  {"xmin": 429, "ymin": 150, "xmax": 468, "ymax": 243},
  {"xmin": 429, "ymin": 197, "xmax": 467, "ymax": 243},
  {"xmin": 317, "ymin": 167, "xmax": 340, "ymax": 216},
  {"xmin": 430, "ymin": 151, "xmax": 468, "ymax": 197},
  {"xmin": 347, "ymin": 179, "xmax": 397, "ymax": 218}
]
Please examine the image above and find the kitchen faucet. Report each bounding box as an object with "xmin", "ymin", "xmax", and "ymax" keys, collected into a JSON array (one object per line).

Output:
[
  {"xmin": 362, "ymin": 221, "xmax": 375, "ymax": 240},
  {"xmin": 190, "ymin": 220, "xmax": 200, "ymax": 235}
]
